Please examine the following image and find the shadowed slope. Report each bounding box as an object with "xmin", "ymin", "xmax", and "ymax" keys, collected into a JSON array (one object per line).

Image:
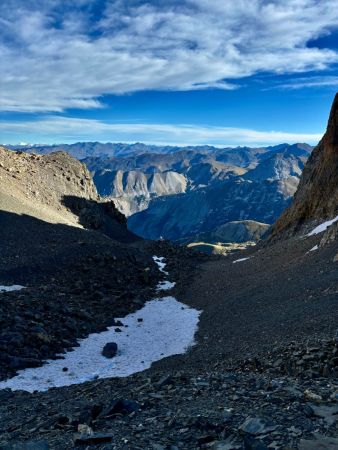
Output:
[{"xmin": 0, "ymin": 146, "xmax": 138, "ymax": 243}]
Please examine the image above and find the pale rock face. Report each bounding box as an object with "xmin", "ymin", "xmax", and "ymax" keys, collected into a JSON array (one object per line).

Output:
[
  {"xmin": 0, "ymin": 147, "xmax": 98, "ymax": 226},
  {"xmin": 93, "ymin": 169, "xmax": 187, "ymax": 216}
]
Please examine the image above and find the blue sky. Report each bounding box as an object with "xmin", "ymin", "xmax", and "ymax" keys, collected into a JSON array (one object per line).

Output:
[{"xmin": 1, "ymin": 0, "xmax": 338, "ymax": 146}]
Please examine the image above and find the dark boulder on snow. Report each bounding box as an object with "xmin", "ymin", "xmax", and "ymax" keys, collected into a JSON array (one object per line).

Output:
[{"xmin": 101, "ymin": 342, "xmax": 118, "ymax": 359}]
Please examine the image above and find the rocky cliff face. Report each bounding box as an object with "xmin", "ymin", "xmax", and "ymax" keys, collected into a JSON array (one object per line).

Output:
[
  {"xmin": 93, "ymin": 169, "xmax": 187, "ymax": 216},
  {"xmin": 0, "ymin": 147, "xmax": 134, "ymax": 242},
  {"xmin": 271, "ymin": 94, "xmax": 338, "ymax": 237}
]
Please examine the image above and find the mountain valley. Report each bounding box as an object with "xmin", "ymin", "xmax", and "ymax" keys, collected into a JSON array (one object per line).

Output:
[
  {"xmin": 0, "ymin": 98, "xmax": 338, "ymax": 449},
  {"xmin": 3, "ymin": 1, "xmax": 338, "ymax": 448}
]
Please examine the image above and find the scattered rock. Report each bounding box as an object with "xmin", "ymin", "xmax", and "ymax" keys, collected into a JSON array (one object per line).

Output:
[
  {"xmin": 212, "ymin": 441, "xmax": 241, "ymax": 449},
  {"xmin": 154, "ymin": 374, "xmax": 172, "ymax": 389},
  {"xmin": 239, "ymin": 417, "xmax": 277, "ymax": 435},
  {"xmin": 99, "ymin": 399, "xmax": 140, "ymax": 417},
  {"xmin": 309, "ymin": 404, "xmax": 338, "ymax": 426},
  {"xmin": 304, "ymin": 389, "xmax": 322, "ymax": 401},
  {"xmin": 101, "ymin": 342, "xmax": 118, "ymax": 359},
  {"xmin": 299, "ymin": 435, "xmax": 338, "ymax": 450},
  {"xmin": 243, "ymin": 435, "xmax": 269, "ymax": 450},
  {"xmin": 73, "ymin": 432, "xmax": 114, "ymax": 445},
  {"xmin": 77, "ymin": 424, "xmax": 93, "ymax": 435}
]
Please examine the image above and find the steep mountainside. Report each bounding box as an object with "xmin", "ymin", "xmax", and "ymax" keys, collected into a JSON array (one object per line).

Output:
[
  {"xmin": 0, "ymin": 147, "xmax": 135, "ymax": 242},
  {"xmin": 128, "ymin": 150, "xmax": 307, "ymax": 240},
  {"xmin": 178, "ymin": 220, "xmax": 270, "ymax": 256},
  {"xmin": 271, "ymin": 93, "xmax": 338, "ymax": 238},
  {"xmin": 128, "ymin": 178, "xmax": 291, "ymax": 240},
  {"xmin": 84, "ymin": 151, "xmax": 250, "ymax": 216},
  {"xmin": 187, "ymin": 220, "xmax": 270, "ymax": 244},
  {"xmin": 0, "ymin": 147, "xmax": 97, "ymax": 225},
  {"xmin": 93, "ymin": 169, "xmax": 187, "ymax": 216},
  {"xmin": 243, "ymin": 152, "xmax": 305, "ymax": 181},
  {"xmin": 185, "ymin": 162, "xmax": 246, "ymax": 186}
]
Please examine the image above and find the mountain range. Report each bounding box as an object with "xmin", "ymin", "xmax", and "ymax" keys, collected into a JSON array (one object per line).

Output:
[
  {"xmin": 126, "ymin": 143, "xmax": 311, "ymax": 241},
  {"xmin": 10, "ymin": 142, "xmax": 312, "ymax": 244}
]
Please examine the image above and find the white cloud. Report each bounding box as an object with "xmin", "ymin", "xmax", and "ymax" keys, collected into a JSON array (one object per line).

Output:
[
  {"xmin": 0, "ymin": 116, "xmax": 323, "ymax": 146},
  {"xmin": 276, "ymin": 75, "xmax": 338, "ymax": 90},
  {"xmin": 0, "ymin": 0, "xmax": 338, "ymax": 112}
]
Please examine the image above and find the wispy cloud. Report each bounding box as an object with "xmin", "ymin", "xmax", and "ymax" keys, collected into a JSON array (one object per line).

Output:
[
  {"xmin": 275, "ymin": 75, "xmax": 338, "ymax": 90},
  {"xmin": 0, "ymin": 0, "xmax": 338, "ymax": 112},
  {"xmin": 0, "ymin": 116, "xmax": 323, "ymax": 146}
]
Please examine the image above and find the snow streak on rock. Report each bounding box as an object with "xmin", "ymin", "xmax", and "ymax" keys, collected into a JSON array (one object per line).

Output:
[
  {"xmin": 307, "ymin": 215, "xmax": 338, "ymax": 236},
  {"xmin": 0, "ymin": 285, "xmax": 25, "ymax": 292},
  {"xmin": 153, "ymin": 255, "xmax": 169, "ymax": 275},
  {"xmin": 157, "ymin": 280, "xmax": 176, "ymax": 291},
  {"xmin": 233, "ymin": 257, "xmax": 251, "ymax": 264}
]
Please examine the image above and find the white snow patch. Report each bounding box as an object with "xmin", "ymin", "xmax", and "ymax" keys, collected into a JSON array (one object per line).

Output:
[
  {"xmin": 157, "ymin": 280, "xmax": 176, "ymax": 291},
  {"xmin": 0, "ymin": 297, "xmax": 200, "ymax": 393},
  {"xmin": 309, "ymin": 245, "xmax": 318, "ymax": 252},
  {"xmin": 233, "ymin": 257, "xmax": 251, "ymax": 264},
  {"xmin": 0, "ymin": 285, "xmax": 25, "ymax": 292},
  {"xmin": 153, "ymin": 256, "xmax": 175, "ymax": 290},
  {"xmin": 0, "ymin": 256, "xmax": 200, "ymax": 393},
  {"xmin": 153, "ymin": 255, "xmax": 169, "ymax": 275},
  {"xmin": 307, "ymin": 215, "xmax": 338, "ymax": 236}
]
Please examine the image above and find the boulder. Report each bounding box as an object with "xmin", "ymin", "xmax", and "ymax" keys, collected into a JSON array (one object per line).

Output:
[{"xmin": 101, "ymin": 342, "xmax": 117, "ymax": 359}]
